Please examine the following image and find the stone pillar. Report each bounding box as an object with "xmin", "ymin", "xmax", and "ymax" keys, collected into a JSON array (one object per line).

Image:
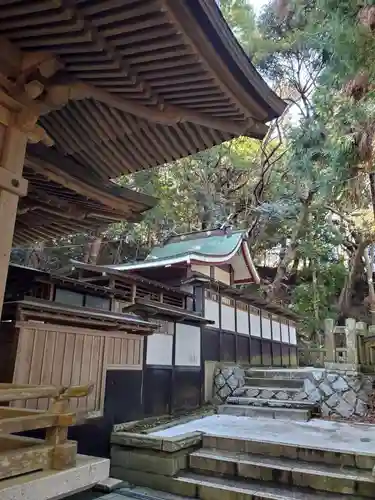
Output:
[
  {"xmin": 324, "ymin": 318, "xmax": 335, "ymax": 363},
  {"xmin": 345, "ymin": 318, "xmax": 358, "ymax": 365},
  {"xmin": 356, "ymin": 321, "xmax": 367, "ymax": 365}
]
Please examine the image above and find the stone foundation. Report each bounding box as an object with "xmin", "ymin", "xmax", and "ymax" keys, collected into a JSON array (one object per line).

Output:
[
  {"xmin": 216, "ymin": 364, "xmax": 375, "ymax": 419},
  {"xmin": 301, "ymin": 368, "xmax": 374, "ymax": 418},
  {"xmin": 213, "ymin": 363, "xmax": 245, "ymax": 403}
]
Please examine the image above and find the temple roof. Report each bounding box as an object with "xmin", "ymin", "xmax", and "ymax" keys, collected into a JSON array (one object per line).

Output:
[
  {"xmin": 107, "ymin": 227, "xmax": 260, "ymax": 284},
  {"xmin": 1, "ymin": 1, "xmax": 285, "ymax": 243}
]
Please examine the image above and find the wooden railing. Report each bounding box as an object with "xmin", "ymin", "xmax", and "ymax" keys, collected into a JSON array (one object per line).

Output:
[{"xmin": 0, "ymin": 383, "xmax": 92, "ymax": 482}]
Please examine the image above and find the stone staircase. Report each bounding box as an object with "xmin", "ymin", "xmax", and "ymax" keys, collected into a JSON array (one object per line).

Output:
[
  {"xmin": 218, "ymin": 369, "xmax": 320, "ymax": 420},
  {"xmin": 175, "ymin": 433, "xmax": 375, "ymax": 499}
]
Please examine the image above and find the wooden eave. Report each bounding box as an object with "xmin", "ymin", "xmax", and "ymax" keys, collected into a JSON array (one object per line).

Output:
[
  {"xmin": 63, "ymin": 260, "xmax": 192, "ymax": 297},
  {"xmin": 2, "ymin": 297, "xmax": 155, "ymax": 333},
  {"xmin": 1, "ymin": 0, "xmax": 285, "ymax": 187},
  {"xmin": 124, "ymin": 297, "xmax": 213, "ymax": 324},
  {"xmin": 184, "ymin": 272, "xmax": 299, "ymax": 321},
  {"xmin": 12, "ymin": 151, "xmax": 156, "ymax": 245}
]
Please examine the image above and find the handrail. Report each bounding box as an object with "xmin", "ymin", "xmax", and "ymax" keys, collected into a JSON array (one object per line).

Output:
[{"xmin": 0, "ymin": 383, "xmax": 93, "ymax": 481}]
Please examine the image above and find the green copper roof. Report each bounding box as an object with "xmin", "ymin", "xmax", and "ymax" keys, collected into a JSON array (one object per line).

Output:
[{"xmin": 147, "ymin": 230, "xmax": 244, "ymax": 261}]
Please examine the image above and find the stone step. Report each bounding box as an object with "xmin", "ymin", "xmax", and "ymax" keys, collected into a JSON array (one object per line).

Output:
[
  {"xmin": 202, "ymin": 435, "xmax": 375, "ymax": 470},
  {"xmin": 226, "ymin": 396, "xmax": 319, "ymax": 412},
  {"xmin": 218, "ymin": 404, "xmax": 311, "ymax": 421},
  {"xmin": 233, "ymin": 385, "xmax": 303, "ymax": 399},
  {"xmin": 176, "ymin": 472, "xmax": 369, "ymax": 499},
  {"xmin": 245, "ymin": 369, "xmax": 306, "ymax": 380},
  {"xmin": 245, "ymin": 377, "xmax": 304, "ymax": 389},
  {"xmin": 189, "ymin": 448, "xmax": 375, "ymax": 496}
]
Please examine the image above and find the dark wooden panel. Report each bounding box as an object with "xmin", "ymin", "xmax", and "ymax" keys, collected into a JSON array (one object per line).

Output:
[
  {"xmin": 261, "ymin": 339, "xmax": 272, "ymax": 366},
  {"xmin": 69, "ymin": 368, "xmax": 143, "ymax": 458},
  {"xmin": 281, "ymin": 344, "xmax": 290, "ymax": 367},
  {"xmin": 290, "ymin": 346, "xmax": 298, "ymax": 366},
  {"xmin": 272, "ymin": 341, "xmax": 282, "ymax": 366},
  {"xmin": 250, "ymin": 337, "xmax": 261, "ymax": 365},
  {"xmin": 221, "ymin": 331, "xmax": 236, "ymax": 362},
  {"xmin": 0, "ymin": 322, "xmax": 18, "ymax": 383},
  {"xmin": 202, "ymin": 327, "xmax": 220, "ymax": 362},
  {"xmin": 237, "ymin": 334, "xmax": 250, "ymax": 364},
  {"xmin": 172, "ymin": 367, "xmax": 201, "ymax": 412},
  {"xmin": 144, "ymin": 366, "xmax": 171, "ymax": 417}
]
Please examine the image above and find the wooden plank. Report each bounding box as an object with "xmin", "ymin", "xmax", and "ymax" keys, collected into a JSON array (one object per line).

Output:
[
  {"xmin": 0, "ymin": 444, "xmax": 53, "ymax": 480},
  {"xmin": 87, "ymin": 336, "xmax": 100, "ymax": 412},
  {"xmin": 29, "ymin": 329, "xmax": 47, "ymax": 409},
  {"xmin": 127, "ymin": 338, "xmax": 135, "ymax": 365},
  {"xmin": 0, "ymin": 407, "xmax": 46, "ymax": 418},
  {"xmin": 95, "ymin": 335, "xmax": 105, "ymax": 412},
  {"xmin": 12, "ymin": 328, "xmax": 35, "ymax": 385},
  {"xmin": 0, "ymin": 386, "xmax": 59, "ymax": 402},
  {"xmin": 0, "ymin": 413, "xmax": 58, "ymax": 434},
  {"xmin": 51, "ymin": 332, "xmax": 66, "ymax": 388},
  {"xmin": 114, "ymin": 337, "xmax": 122, "ymax": 365},
  {"xmin": 70, "ymin": 334, "xmax": 84, "ymax": 412},
  {"xmin": 15, "ymin": 322, "xmax": 143, "ymax": 339},
  {"xmin": 61, "ymin": 333, "xmax": 75, "ymax": 387},
  {"xmin": 78, "ymin": 335, "xmax": 93, "ymax": 410},
  {"xmin": 39, "ymin": 330, "xmax": 57, "ymax": 410},
  {"xmin": 0, "ymin": 434, "xmax": 43, "ymax": 451}
]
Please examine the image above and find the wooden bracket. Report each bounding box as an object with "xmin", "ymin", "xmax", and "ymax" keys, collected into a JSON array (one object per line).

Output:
[{"xmin": 0, "ymin": 167, "xmax": 28, "ymax": 197}]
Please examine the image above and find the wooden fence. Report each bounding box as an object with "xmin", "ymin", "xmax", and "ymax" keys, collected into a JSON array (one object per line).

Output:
[{"xmin": 0, "ymin": 383, "xmax": 90, "ymax": 482}]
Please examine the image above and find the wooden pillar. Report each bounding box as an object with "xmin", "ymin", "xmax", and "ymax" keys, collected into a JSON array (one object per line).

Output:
[
  {"xmin": 0, "ymin": 110, "xmax": 28, "ymax": 316},
  {"xmin": 324, "ymin": 318, "xmax": 335, "ymax": 363}
]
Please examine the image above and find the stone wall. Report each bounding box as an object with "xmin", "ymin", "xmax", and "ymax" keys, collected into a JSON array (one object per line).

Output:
[
  {"xmin": 213, "ymin": 363, "xmax": 375, "ymax": 419},
  {"xmin": 213, "ymin": 364, "xmax": 245, "ymax": 403},
  {"xmin": 301, "ymin": 368, "xmax": 374, "ymax": 418}
]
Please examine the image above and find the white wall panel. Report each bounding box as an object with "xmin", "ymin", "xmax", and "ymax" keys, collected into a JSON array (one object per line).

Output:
[
  {"xmin": 289, "ymin": 323, "xmax": 297, "ymax": 345},
  {"xmin": 261, "ymin": 311, "xmax": 272, "ymax": 339},
  {"xmin": 236, "ymin": 310, "xmax": 249, "ymax": 335},
  {"xmin": 146, "ymin": 333, "xmax": 173, "ymax": 366},
  {"xmin": 205, "ymin": 299, "xmax": 219, "ymax": 327},
  {"xmin": 250, "ymin": 312, "xmax": 261, "ymax": 337},
  {"xmin": 281, "ymin": 322, "xmax": 289, "ymax": 344},
  {"xmin": 191, "ymin": 264, "xmax": 210, "ymax": 278},
  {"xmin": 272, "ymin": 317, "xmax": 281, "ymax": 341},
  {"xmin": 175, "ymin": 324, "xmax": 201, "ymax": 366},
  {"xmin": 221, "ymin": 304, "xmax": 235, "ymax": 332},
  {"xmin": 215, "ymin": 268, "xmax": 231, "ymax": 285}
]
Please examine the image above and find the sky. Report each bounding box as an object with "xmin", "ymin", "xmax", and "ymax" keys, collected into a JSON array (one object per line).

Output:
[{"xmin": 249, "ymin": 0, "xmax": 268, "ymax": 15}]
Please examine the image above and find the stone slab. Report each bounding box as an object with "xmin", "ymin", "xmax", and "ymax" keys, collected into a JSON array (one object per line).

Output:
[
  {"xmin": 177, "ymin": 471, "xmax": 367, "ymax": 500},
  {"xmin": 149, "ymin": 414, "xmax": 375, "ymax": 459},
  {"xmin": 245, "ymin": 377, "xmax": 304, "ymax": 389},
  {"xmin": 218, "ymin": 404, "xmax": 310, "ymax": 421},
  {"xmin": 191, "ymin": 448, "xmax": 375, "ymax": 496},
  {"xmin": 0, "ymin": 455, "xmax": 109, "ymax": 500},
  {"xmin": 94, "ymin": 477, "xmax": 125, "ymax": 493},
  {"xmin": 111, "ymin": 447, "xmax": 188, "ymax": 476},
  {"xmin": 110, "ymin": 467, "xmax": 197, "ymax": 498},
  {"xmin": 111, "ymin": 433, "xmax": 163, "ymax": 450},
  {"xmin": 202, "ymin": 435, "xmax": 375, "ymax": 470},
  {"xmin": 226, "ymin": 397, "xmax": 317, "ymax": 410},
  {"xmin": 161, "ymin": 432, "xmax": 202, "ymax": 452}
]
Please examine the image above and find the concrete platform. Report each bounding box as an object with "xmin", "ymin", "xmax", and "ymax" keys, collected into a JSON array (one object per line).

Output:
[
  {"xmin": 0, "ymin": 454, "xmax": 110, "ymax": 500},
  {"xmin": 150, "ymin": 414, "xmax": 375, "ymax": 456}
]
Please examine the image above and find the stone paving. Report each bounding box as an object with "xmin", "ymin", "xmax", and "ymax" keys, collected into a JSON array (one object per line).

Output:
[{"xmin": 150, "ymin": 414, "xmax": 375, "ymax": 455}]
